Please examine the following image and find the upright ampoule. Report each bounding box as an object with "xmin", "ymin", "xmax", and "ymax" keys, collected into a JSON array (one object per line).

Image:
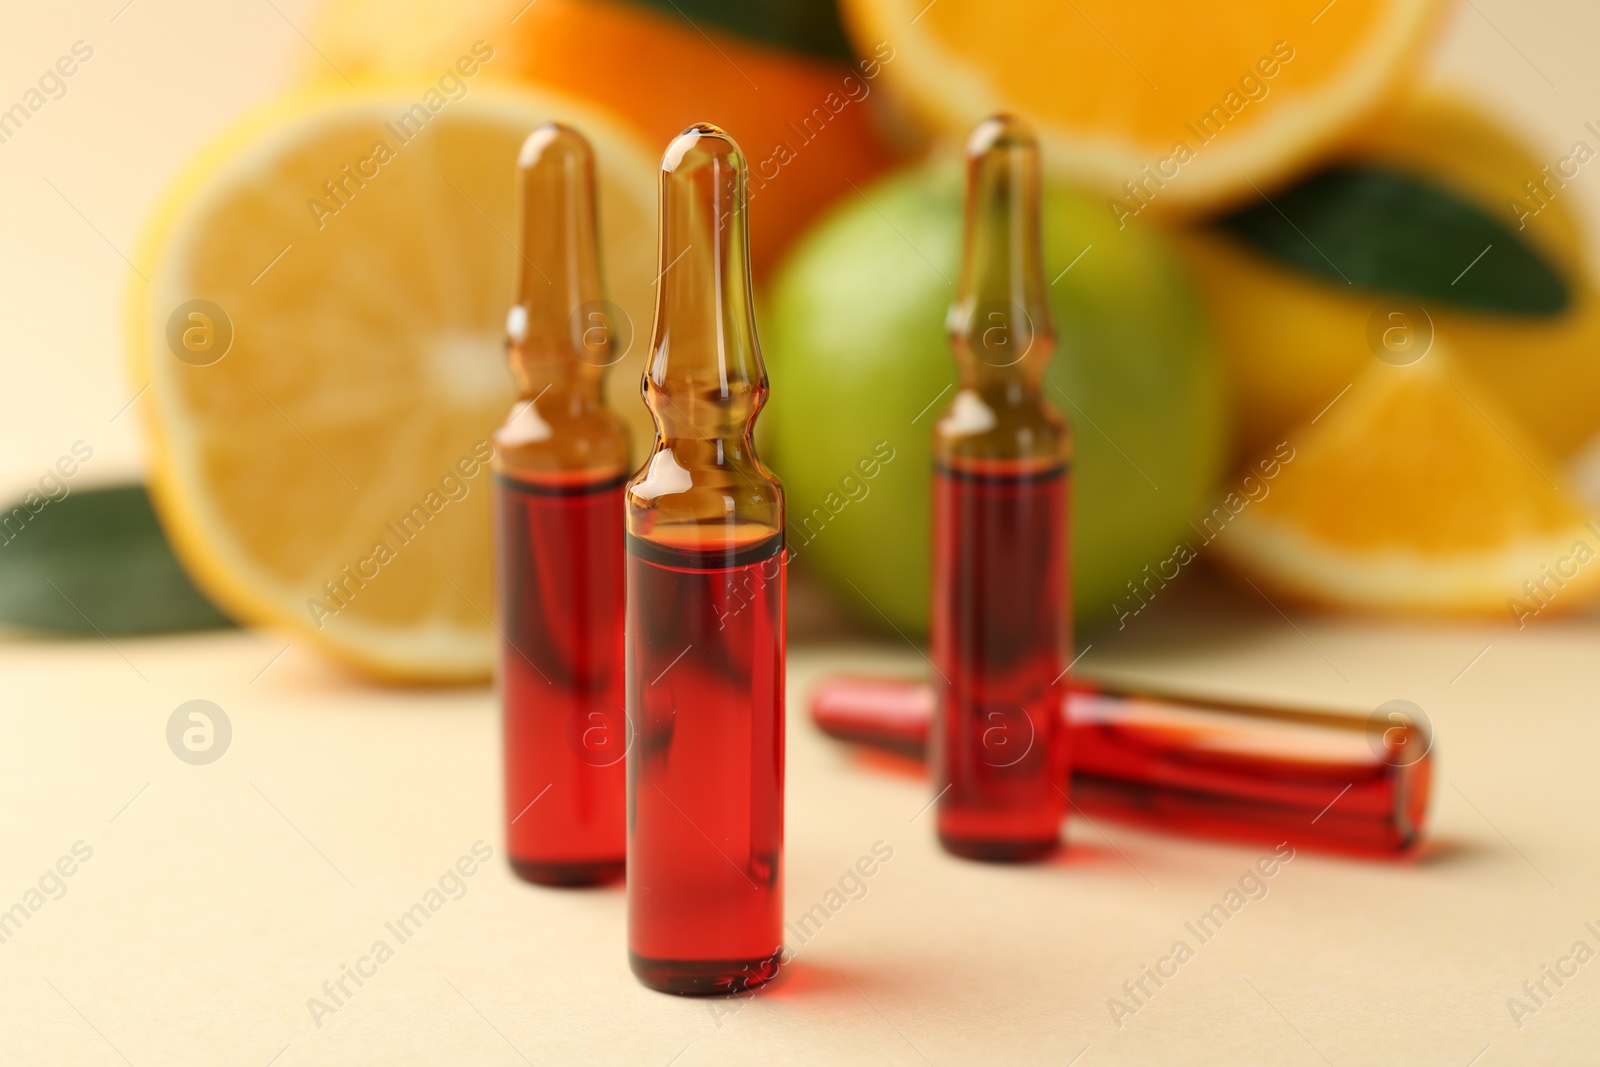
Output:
[
  {"xmin": 930, "ymin": 115, "xmax": 1073, "ymax": 861},
  {"xmin": 493, "ymin": 124, "xmax": 630, "ymax": 886},
  {"xmin": 626, "ymin": 124, "xmax": 785, "ymax": 995}
]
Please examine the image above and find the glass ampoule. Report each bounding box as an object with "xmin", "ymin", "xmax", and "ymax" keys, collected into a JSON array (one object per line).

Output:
[
  {"xmin": 625, "ymin": 124, "xmax": 786, "ymax": 995},
  {"xmin": 492, "ymin": 124, "xmax": 631, "ymax": 887},
  {"xmin": 811, "ymin": 676, "xmax": 1432, "ymax": 856},
  {"xmin": 930, "ymin": 115, "xmax": 1073, "ymax": 862}
]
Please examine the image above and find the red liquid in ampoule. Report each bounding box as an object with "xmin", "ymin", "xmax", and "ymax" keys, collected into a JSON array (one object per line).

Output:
[
  {"xmin": 492, "ymin": 123, "xmax": 631, "ymax": 886},
  {"xmin": 627, "ymin": 531, "xmax": 785, "ymax": 993},
  {"xmin": 625, "ymin": 123, "xmax": 786, "ymax": 993},
  {"xmin": 1070, "ymin": 689, "xmax": 1430, "ymax": 856},
  {"xmin": 810, "ymin": 676, "xmax": 1431, "ymax": 856},
  {"xmin": 931, "ymin": 461, "xmax": 1070, "ymax": 858},
  {"xmin": 497, "ymin": 472, "xmax": 627, "ymax": 884},
  {"xmin": 930, "ymin": 114, "xmax": 1072, "ymax": 861}
]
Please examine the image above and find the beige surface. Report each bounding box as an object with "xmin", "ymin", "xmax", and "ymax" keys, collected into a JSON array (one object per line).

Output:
[{"xmin": 3, "ymin": 573, "xmax": 1600, "ymax": 1065}]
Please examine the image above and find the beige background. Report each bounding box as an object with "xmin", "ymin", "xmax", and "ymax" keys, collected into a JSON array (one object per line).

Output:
[{"xmin": 4, "ymin": 1, "xmax": 1600, "ymax": 1064}]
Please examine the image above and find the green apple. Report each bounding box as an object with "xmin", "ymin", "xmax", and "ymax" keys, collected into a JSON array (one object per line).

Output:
[{"xmin": 762, "ymin": 159, "xmax": 1227, "ymax": 633}]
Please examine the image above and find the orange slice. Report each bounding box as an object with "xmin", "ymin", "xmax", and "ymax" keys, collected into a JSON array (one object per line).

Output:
[
  {"xmin": 1181, "ymin": 91, "xmax": 1600, "ymax": 464},
  {"xmin": 839, "ymin": 0, "xmax": 1445, "ymax": 209},
  {"xmin": 1215, "ymin": 346, "xmax": 1600, "ymax": 618},
  {"xmin": 307, "ymin": 0, "xmax": 898, "ymax": 275},
  {"xmin": 126, "ymin": 85, "xmax": 657, "ymax": 680}
]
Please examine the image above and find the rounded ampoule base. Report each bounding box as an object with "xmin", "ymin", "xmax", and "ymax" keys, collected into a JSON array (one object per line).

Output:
[
  {"xmin": 937, "ymin": 832, "xmax": 1060, "ymax": 864},
  {"xmin": 628, "ymin": 949, "xmax": 782, "ymax": 997},
  {"xmin": 509, "ymin": 857, "xmax": 625, "ymax": 888}
]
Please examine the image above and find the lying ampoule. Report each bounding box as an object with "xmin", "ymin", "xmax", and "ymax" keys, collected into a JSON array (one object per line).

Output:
[
  {"xmin": 493, "ymin": 124, "xmax": 630, "ymax": 886},
  {"xmin": 931, "ymin": 115, "xmax": 1073, "ymax": 861},
  {"xmin": 811, "ymin": 676, "xmax": 1432, "ymax": 856},
  {"xmin": 625, "ymin": 124, "xmax": 786, "ymax": 995}
]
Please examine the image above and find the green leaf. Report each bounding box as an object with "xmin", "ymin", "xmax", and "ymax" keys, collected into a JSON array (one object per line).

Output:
[
  {"xmin": 0, "ymin": 483, "xmax": 234, "ymax": 636},
  {"xmin": 621, "ymin": 0, "xmax": 855, "ymax": 61},
  {"xmin": 1213, "ymin": 164, "xmax": 1570, "ymax": 315}
]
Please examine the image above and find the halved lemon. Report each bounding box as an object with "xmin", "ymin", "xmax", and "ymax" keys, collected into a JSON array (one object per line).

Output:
[
  {"xmin": 1215, "ymin": 345, "xmax": 1600, "ymax": 618},
  {"xmin": 127, "ymin": 85, "xmax": 657, "ymax": 680},
  {"xmin": 839, "ymin": 0, "xmax": 1445, "ymax": 209}
]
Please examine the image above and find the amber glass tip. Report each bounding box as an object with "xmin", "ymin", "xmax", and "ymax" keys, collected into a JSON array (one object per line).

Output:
[
  {"xmin": 519, "ymin": 121, "xmax": 592, "ymax": 171},
  {"xmin": 966, "ymin": 113, "xmax": 1038, "ymax": 158},
  {"xmin": 662, "ymin": 123, "xmax": 743, "ymax": 173}
]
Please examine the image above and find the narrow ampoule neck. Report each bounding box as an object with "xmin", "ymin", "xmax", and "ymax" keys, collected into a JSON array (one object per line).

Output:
[
  {"xmin": 508, "ymin": 123, "xmax": 619, "ymax": 394},
  {"xmin": 644, "ymin": 125, "xmax": 766, "ymax": 445},
  {"xmin": 949, "ymin": 115, "xmax": 1055, "ymax": 388},
  {"xmin": 506, "ymin": 304, "xmax": 611, "ymax": 400}
]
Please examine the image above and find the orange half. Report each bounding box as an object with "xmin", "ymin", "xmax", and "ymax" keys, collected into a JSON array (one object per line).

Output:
[
  {"xmin": 1216, "ymin": 346, "xmax": 1600, "ymax": 618},
  {"xmin": 841, "ymin": 0, "xmax": 1446, "ymax": 210}
]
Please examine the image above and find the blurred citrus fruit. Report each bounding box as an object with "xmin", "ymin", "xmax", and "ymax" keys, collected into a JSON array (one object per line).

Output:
[
  {"xmin": 309, "ymin": 0, "xmax": 898, "ymax": 274},
  {"xmin": 838, "ymin": 0, "xmax": 1445, "ymax": 209},
  {"xmin": 128, "ymin": 85, "xmax": 657, "ymax": 680},
  {"xmin": 1217, "ymin": 347, "xmax": 1600, "ymax": 617},
  {"xmin": 1184, "ymin": 92, "xmax": 1600, "ymax": 463},
  {"xmin": 763, "ymin": 160, "xmax": 1227, "ymax": 634}
]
